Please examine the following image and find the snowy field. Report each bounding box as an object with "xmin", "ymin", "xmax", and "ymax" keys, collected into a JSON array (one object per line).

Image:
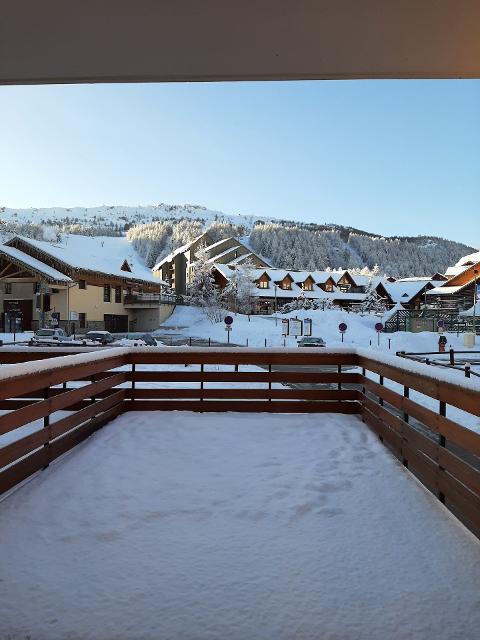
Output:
[
  {"xmin": 1, "ymin": 412, "xmax": 479, "ymax": 640},
  {"xmin": 159, "ymin": 305, "xmax": 478, "ymax": 354}
]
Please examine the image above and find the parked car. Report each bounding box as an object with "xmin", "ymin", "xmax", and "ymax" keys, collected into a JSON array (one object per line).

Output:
[
  {"xmin": 297, "ymin": 337, "xmax": 326, "ymax": 347},
  {"xmin": 32, "ymin": 328, "xmax": 72, "ymax": 344},
  {"xmin": 116, "ymin": 333, "xmax": 157, "ymax": 347},
  {"xmin": 85, "ymin": 330, "xmax": 115, "ymax": 345}
]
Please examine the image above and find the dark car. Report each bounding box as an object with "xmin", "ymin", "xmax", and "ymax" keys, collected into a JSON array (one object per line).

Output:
[
  {"xmin": 297, "ymin": 337, "xmax": 326, "ymax": 347},
  {"xmin": 85, "ymin": 330, "xmax": 115, "ymax": 344},
  {"xmin": 126, "ymin": 333, "xmax": 157, "ymax": 346}
]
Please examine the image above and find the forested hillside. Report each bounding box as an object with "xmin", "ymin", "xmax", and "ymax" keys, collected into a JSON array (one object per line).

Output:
[{"xmin": 0, "ymin": 204, "xmax": 474, "ymax": 276}]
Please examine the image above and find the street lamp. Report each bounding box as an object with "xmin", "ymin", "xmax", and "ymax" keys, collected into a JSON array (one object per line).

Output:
[{"xmin": 274, "ymin": 283, "xmax": 278, "ymax": 326}]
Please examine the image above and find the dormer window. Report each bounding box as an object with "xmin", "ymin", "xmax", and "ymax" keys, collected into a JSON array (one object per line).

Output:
[
  {"xmin": 325, "ymin": 283, "xmax": 333, "ymax": 292},
  {"xmin": 303, "ymin": 280, "xmax": 313, "ymax": 291},
  {"xmin": 258, "ymin": 280, "xmax": 269, "ymax": 289},
  {"xmin": 121, "ymin": 259, "xmax": 132, "ymax": 273}
]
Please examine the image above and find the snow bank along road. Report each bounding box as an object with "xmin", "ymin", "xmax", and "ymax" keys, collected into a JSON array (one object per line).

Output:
[{"xmin": 1, "ymin": 412, "xmax": 479, "ymax": 640}]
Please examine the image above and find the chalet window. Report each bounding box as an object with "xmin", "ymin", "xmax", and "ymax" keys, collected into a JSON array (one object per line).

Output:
[
  {"xmin": 258, "ymin": 280, "xmax": 269, "ymax": 289},
  {"xmin": 79, "ymin": 279, "xmax": 86, "ymax": 290},
  {"xmin": 325, "ymin": 283, "xmax": 333, "ymax": 292},
  {"xmin": 79, "ymin": 313, "xmax": 86, "ymax": 328},
  {"xmin": 33, "ymin": 283, "xmax": 41, "ymax": 294},
  {"xmin": 281, "ymin": 281, "xmax": 292, "ymax": 290},
  {"xmin": 115, "ymin": 286, "xmax": 122, "ymax": 303},
  {"xmin": 43, "ymin": 294, "xmax": 51, "ymax": 312},
  {"xmin": 5, "ymin": 283, "xmax": 12, "ymax": 294},
  {"xmin": 338, "ymin": 284, "xmax": 350, "ymax": 292},
  {"xmin": 303, "ymin": 281, "xmax": 313, "ymax": 291},
  {"xmin": 103, "ymin": 284, "xmax": 111, "ymax": 302}
]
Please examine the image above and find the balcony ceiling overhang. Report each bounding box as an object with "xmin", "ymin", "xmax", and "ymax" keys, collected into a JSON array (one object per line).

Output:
[{"xmin": 1, "ymin": 0, "xmax": 479, "ymax": 86}]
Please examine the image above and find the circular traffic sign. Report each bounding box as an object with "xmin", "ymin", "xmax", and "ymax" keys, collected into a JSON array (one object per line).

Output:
[
  {"xmin": 375, "ymin": 322, "xmax": 384, "ymax": 332},
  {"xmin": 339, "ymin": 322, "xmax": 348, "ymax": 333},
  {"xmin": 224, "ymin": 315, "xmax": 234, "ymax": 325},
  {"xmin": 437, "ymin": 319, "xmax": 445, "ymax": 328}
]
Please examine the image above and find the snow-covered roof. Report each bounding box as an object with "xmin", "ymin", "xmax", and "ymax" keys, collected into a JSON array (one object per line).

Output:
[
  {"xmin": 9, "ymin": 235, "xmax": 159, "ymax": 285},
  {"xmin": 383, "ymin": 280, "xmax": 429, "ymax": 302},
  {"xmin": 455, "ymin": 251, "xmax": 480, "ymax": 267},
  {"xmin": 445, "ymin": 265, "xmax": 469, "ymax": 278},
  {"xmin": 459, "ymin": 302, "xmax": 480, "ymax": 317},
  {"xmin": 207, "ymin": 246, "xmax": 242, "ymax": 263},
  {"xmin": 152, "ymin": 233, "xmax": 206, "ymax": 271},
  {"xmin": 0, "ymin": 245, "xmax": 73, "ymax": 283},
  {"xmin": 427, "ymin": 285, "xmax": 467, "ymax": 295},
  {"xmin": 227, "ymin": 253, "xmax": 254, "ymax": 266},
  {"xmin": 202, "ymin": 237, "xmax": 235, "ymax": 254}
]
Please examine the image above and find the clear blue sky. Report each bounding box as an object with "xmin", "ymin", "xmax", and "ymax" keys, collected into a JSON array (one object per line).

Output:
[{"xmin": 0, "ymin": 80, "xmax": 478, "ymax": 246}]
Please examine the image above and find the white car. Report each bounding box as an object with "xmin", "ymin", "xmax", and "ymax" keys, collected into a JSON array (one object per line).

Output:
[{"xmin": 32, "ymin": 328, "xmax": 72, "ymax": 344}]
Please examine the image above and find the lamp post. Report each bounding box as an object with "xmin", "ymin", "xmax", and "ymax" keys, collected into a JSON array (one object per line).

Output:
[{"xmin": 274, "ymin": 284, "xmax": 278, "ymax": 326}]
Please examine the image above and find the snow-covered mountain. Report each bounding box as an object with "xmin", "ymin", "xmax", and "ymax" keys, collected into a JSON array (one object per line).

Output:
[
  {"xmin": 0, "ymin": 204, "xmax": 266, "ymax": 233},
  {"xmin": 0, "ymin": 203, "xmax": 475, "ymax": 277}
]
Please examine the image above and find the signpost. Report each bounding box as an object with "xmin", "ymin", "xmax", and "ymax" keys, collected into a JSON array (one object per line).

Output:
[
  {"xmin": 51, "ymin": 312, "xmax": 60, "ymax": 327},
  {"xmin": 339, "ymin": 322, "xmax": 347, "ymax": 343},
  {"xmin": 281, "ymin": 318, "xmax": 289, "ymax": 336},
  {"xmin": 224, "ymin": 315, "xmax": 233, "ymax": 344},
  {"xmin": 303, "ymin": 318, "xmax": 312, "ymax": 337},
  {"xmin": 375, "ymin": 321, "xmax": 384, "ymax": 346},
  {"xmin": 290, "ymin": 317, "xmax": 302, "ymax": 338}
]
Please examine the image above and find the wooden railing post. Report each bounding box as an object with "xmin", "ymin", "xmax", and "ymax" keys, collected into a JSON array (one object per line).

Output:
[
  {"xmin": 337, "ymin": 364, "xmax": 342, "ymax": 391},
  {"xmin": 43, "ymin": 387, "xmax": 50, "ymax": 469},
  {"xmin": 438, "ymin": 400, "xmax": 447, "ymax": 503},
  {"xmin": 403, "ymin": 386, "xmax": 409, "ymax": 423},
  {"xmin": 379, "ymin": 375, "xmax": 384, "ymax": 406},
  {"xmin": 131, "ymin": 363, "xmax": 136, "ymax": 402}
]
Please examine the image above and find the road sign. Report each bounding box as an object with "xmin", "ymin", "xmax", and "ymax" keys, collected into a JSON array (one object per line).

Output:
[
  {"xmin": 437, "ymin": 319, "xmax": 445, "ymax": 329},
  {"xmin": 281, "ymin": 318, "xmax": 289, "ymax": 336},
  {"xmin": 339, "ymin": 322, "xmax": 347, "ymax": 333},
  {"xmin": 225, "ymin": 325, "xmax": 232, "ymax": 331},
  {"xmin": 224, "ymin": 315, "xmax": 233, "ymax": 325},
  {"xmin": 375, "ymin": 322, "xmax": 384, "ymax": 332}
]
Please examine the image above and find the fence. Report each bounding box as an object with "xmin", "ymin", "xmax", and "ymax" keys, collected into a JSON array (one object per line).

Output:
[{"xmin": 0, "ymin": 347, "xmax": 479, "ymax": 538}]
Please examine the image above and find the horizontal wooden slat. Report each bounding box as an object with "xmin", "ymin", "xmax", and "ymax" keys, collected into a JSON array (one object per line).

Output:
[
  {"xmin": 126, "ymin": 350, "xmax": 360, "ymax": 367},
  {"xmin": 359, "ymin": 356, "xmax": 480, "ymax": 416},
  {"xmin": 438, "ymin": 448, "xmax": 480, "ymax": 498},
  {"xmin": 124, "ymin": 400, "xmax": 361, "ymax": 413},
  {"xmin": 49, "ymin": 390, "xmax": 125, "ymax": 441},
  {"xmin": 0, "ymin": 372, "xmax": 127, "ymax": 436},
  {"xmin": 439, "ymin": 473, "xmax": 480, "ymax": 532},
  {"xmin": 129, "ymin": 371, "xmax": 362, "ymax": 384},
  {"xmin": 362, "ymin": 377, "xmax": 480, "ymax": 458},
  {"xmin": 0, "ymin": 391, "xmax": 126, "ymax": 470},
  {"xmin": 48, "ymin": 403, "xmax": 123, "ymax": 462},
  {"xmin": 0, "ymin": 428, "xmax": 47, "ymax": 469},
  {"xmin": 0, "ymin": 447, "xmax": 48, "ymax": 496},
  {"xmin": 0, "ymin": 355, "xmax": 126, "ymax": 401},
  {"xmin": 127, "ymin": 388, "xmax": 361, "ymax": 400}
]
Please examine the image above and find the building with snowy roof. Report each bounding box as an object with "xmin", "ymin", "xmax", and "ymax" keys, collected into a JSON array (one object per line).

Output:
[
  {"xmin": 1, "ymin": 235, "xmax": 173, "ymax": 333},
  {"xmin": 152, "ymin": 232, "xmax": 270, "ymax": 296}
]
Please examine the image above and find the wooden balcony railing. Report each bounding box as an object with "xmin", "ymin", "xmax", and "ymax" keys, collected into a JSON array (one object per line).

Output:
[{"xmin": 1, "ymin": 347, "xmax": 479, "ymax": 538}]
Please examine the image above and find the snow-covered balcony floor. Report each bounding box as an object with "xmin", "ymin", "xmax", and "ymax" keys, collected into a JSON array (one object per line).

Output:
[{"xmin": 1, "ymin": 412, "xmax": 479, "ymax": 640}]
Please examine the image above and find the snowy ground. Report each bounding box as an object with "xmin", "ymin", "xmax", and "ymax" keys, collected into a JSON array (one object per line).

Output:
[
  {"xmin": 1, "ymin": 411, "xmax": 479, "ymax": 640},
  {"xmin": 159, "ymin": 306, "xmax": 478, "ymax": 354}
]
